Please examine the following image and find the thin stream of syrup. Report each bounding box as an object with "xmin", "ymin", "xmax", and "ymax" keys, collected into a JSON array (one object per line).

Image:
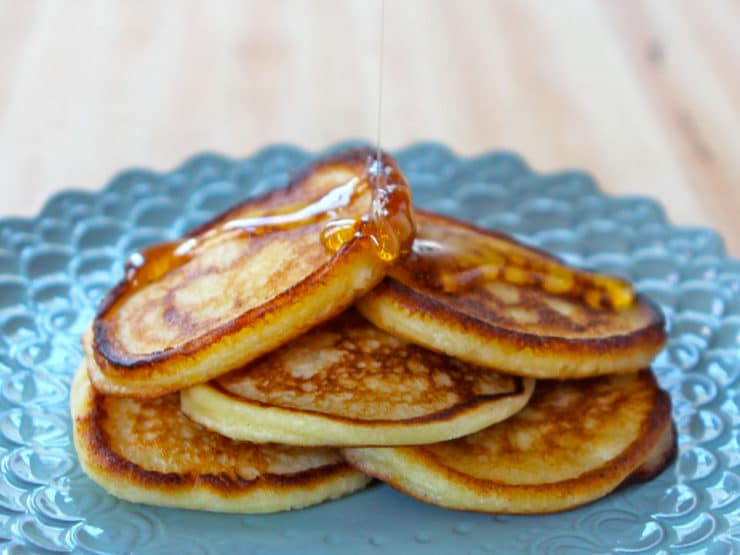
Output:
[
  {"xmin": 324, "ymin": 0, "xmax": 399, "ymax": 261},
  {"xmin": 374, "ymin": 0, "xmax": 385, "ymax": 166}
]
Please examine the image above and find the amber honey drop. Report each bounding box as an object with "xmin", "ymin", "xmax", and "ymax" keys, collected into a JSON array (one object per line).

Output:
[{"xmin": 320, "ymin": 219, "xmax": 360, "ymax": 253}]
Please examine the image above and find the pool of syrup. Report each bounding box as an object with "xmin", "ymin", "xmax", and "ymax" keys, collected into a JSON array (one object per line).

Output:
[{"xmin": 389, "ymin": 218, "xmax": 635, "ymax": 311}]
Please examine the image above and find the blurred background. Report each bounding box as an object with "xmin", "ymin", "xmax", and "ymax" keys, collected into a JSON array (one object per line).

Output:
[{"xmin": 1, "ymin": 0, "xmax": 738, "ymax": 254}]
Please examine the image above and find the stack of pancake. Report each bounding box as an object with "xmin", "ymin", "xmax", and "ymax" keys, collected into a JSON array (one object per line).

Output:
[{"xmin": 71, "ymin": 148, "xmax": 675, "ymax": 515}]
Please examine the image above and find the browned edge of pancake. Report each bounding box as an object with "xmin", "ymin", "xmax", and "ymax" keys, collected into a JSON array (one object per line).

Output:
[
  {"xmin": 73, "ymin": 366, "xmax": 359, "ymax": 497},
  {"xmin": 343, "ymin": 369, "xmax": 674, "ymax": 515},
  {"xmin": 91, "ymin": 148, "xmax": 405, "ymax": 387},
  {"xmin": 359, "ymin": 210, "xmax": 667, "ymax": 379},
  {"xmin": 621, "ymin": 421, "xmax": 677, "ymax": 486},
  {"xmin": 210, "ymin": 377, "xmax": 527, "ymax": 427}
]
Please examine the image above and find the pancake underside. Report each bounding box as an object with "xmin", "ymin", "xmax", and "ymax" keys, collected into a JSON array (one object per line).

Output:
[
  {"xmin": 71, "ymin": 365, "xmax": 370, "ymax": 513},
  {"xmin": 180, "ymin": 378, "xmax": 534, "ymax": 447},
  {"xmin": 180, "ymin": 312, "xmax": 535, "ymax": 446},
  {"xmin": 343, "ymin": 370, "xmax": 673, "ymax": 514}
]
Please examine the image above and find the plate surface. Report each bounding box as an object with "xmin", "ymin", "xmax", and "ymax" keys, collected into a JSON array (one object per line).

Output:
[{"xmin": 0, "ymin": 142, "xmax": 738, "ymax": 554}]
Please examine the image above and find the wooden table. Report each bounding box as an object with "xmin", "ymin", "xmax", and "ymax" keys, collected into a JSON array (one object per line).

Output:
[{"xmin": 1, "ymin": 0, "xmax": 738, "ymax": 255}]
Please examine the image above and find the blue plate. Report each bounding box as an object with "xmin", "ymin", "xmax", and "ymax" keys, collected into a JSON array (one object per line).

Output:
[{"xmin": 0, "ymin": 142, "xmax": 738, "ymax": 554}]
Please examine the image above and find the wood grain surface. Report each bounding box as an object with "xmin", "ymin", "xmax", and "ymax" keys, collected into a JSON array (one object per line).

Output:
[{"xmin": 1, "ymin": 0, "xmax": 738, "ymax": 255}]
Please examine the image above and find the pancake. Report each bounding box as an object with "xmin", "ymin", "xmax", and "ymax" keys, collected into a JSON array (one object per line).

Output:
[
  {"xmin": 343, "ymin": 369, "xmax": 674, "ymax": 514},
  {"xmin": 356, "ymin": 210, "xmax": 667, "ymax": 379},
  {"xmin": 180, "ymin": 310, "xmax": 535, "ymax": 446},
  {"xmin": 71, "ymin": 365, "xmax": 370, "ymax": 513},
  {"xmin": 88, "ymin": 148, "xmax": 415, "ymax": 397}
]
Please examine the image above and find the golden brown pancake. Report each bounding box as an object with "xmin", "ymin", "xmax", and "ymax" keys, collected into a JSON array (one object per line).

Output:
[
  {"xmin": 343, "ymin": 369, "xmax": 674, "ymax": 514},
  {"xmin": 88, "ymin": 148, "xmax": 415, "ymax": 397},
  {"xmin": 180, "ymin": 310, "xmax": 535, "ymax": 446},
  {"xmin": 357, "ymin": 210, "xmax": 667, "ymax": 379},
  {"xmin": 71, "ymin": 365, "xmax": 370, "ymax": 513}
]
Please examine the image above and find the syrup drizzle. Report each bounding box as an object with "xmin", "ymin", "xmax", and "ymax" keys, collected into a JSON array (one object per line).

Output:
[
  {"xmin": 390, "ymin": 231, "xmax": 635, "ymax": 311},
  {"xmin": 324, "ymin": 0, "xmax": 402, "ymax": 261},
  {"xmin": 120, "ymin": 154, "xmax": 414, "ymax": 299},
  {"xmin": 125, "ymin": 176, "xmax": 360, "ymax": 287},
  {"xmin": 320, "ymin": 157, "xmax": 414, "ymax": 262}
]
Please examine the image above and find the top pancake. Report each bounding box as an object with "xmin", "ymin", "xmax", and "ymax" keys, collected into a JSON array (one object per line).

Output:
[
  {"xmin": 357, "ymin": 211, "xmax": 667, "ymax": 379},
  {"xmin": 89, "ymin": 148, "xmax": 415, "ymax": 397}
]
